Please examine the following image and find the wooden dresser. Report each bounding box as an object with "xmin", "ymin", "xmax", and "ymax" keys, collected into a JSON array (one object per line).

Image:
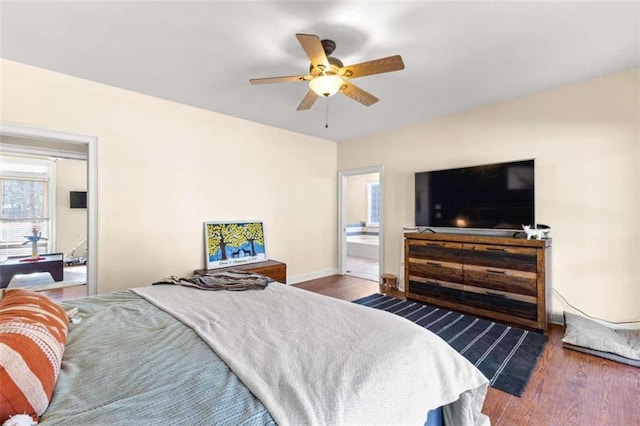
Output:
[
  {"xmin": 404, "ymin": 233, "xmax": 550, "ymax": 332},
  {"xmin": 194, "ymin": 259, "xmax": 287, "ymax": 284}
]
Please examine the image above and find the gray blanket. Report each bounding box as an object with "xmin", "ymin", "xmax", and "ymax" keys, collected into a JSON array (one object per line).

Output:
[
  {"xmin": 153, "ymin": 270, "xmax": 272, "ymax": 291},
  {"xmin": 41, "ymin": 291, "xmax": 275, "ymax": 425}
]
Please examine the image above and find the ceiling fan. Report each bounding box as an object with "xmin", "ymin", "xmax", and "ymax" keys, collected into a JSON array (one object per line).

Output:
[{"xmin": 249, "ymin": 33, "xmax": 405, "ymax": 111}]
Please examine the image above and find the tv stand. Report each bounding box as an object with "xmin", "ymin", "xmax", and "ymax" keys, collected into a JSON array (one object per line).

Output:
[
  {"xmin": 404, "ymin": 233, "xmax": 550, "ymax": 332},
  {"xmin": 418, "ymin": 227, "xmax": 518, "ymax": 238}
]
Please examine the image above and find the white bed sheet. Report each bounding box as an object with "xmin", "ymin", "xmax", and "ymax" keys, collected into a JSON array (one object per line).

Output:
[{"xmin": 134, "ymin": 283, "xmax": 489, "ymax": 426}]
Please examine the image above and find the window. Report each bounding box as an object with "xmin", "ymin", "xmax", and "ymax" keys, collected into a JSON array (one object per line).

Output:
[
  {"xmin": 366, "ymin": 182, "xmax": 380, "ymax": 227},
  {"xmin": 0, "ymin": 156, "xmax": 53, "ymax": 257}
]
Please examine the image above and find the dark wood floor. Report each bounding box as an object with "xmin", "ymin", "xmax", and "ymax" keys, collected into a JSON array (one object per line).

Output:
[
  {"xmin": 38, "ymin": 283, "xmax": 87, "ymax": 301},
  {"xmin": 295, "ymin": 275, "xmax": 640, "ymax": 426}
]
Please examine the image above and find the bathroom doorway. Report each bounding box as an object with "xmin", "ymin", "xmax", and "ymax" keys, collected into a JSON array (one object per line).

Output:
[{"xmin": 338, "ymin": 166, "xmax": 383, "ymax": 283}]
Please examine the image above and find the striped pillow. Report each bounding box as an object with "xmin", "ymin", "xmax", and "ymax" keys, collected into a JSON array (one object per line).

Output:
[{"xmin": 0, "ymin": 289, "xmax": 68, "ymax": 423}]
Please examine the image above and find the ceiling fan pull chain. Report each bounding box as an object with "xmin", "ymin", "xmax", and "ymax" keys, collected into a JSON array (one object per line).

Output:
[{"xmin": 325, "ymin": 96, "xmax": 329, "ymax": 128}]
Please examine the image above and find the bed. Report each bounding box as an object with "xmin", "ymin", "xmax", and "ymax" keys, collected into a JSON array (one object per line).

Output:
[{"xmin": 0, "ymin": 278, "xmax": 490, "ymax": 426}]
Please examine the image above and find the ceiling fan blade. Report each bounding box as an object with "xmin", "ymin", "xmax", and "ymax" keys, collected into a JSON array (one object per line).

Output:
[
  {"xmin": 340, "ymin": 82, "xmax": 379, "ymax": 106},
  {"xmin": 340, "ymin": 55, "xmax": 405, "ymax": 79},
  {"xmin": 296, "ymin": 33, "xmax": 330, "ymax": 71},
  {"xmin": 249, "ymin": 75, "xmax": 311, "ymax": 85},
  {"xmin": 297, "ymin": 90, "xmax": 319, "ymax": 111}
]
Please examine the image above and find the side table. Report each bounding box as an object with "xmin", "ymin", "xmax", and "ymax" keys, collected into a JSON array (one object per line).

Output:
[{"xmin": 194, "ymin": 259, "xmax": 286, "ymax": 284}]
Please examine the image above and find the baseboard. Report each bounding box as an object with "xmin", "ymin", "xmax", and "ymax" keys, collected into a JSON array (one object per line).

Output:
[{"xmin": 287, "ymin": 268, "xmax": 338, "ymax": 285}]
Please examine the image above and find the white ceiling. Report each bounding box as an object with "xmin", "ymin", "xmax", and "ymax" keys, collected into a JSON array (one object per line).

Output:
[{"xmin": 1, "ymin": 1, "xmax": 638, "ymax": 143}]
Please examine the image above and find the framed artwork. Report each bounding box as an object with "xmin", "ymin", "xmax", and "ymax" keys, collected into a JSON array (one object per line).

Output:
[{"xmin": 204, "ymin": 220, "xmax": 267, "ymax": 269}]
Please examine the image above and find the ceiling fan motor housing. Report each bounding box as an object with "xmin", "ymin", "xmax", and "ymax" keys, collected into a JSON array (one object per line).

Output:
[
  {"xmin": 321, "ymin": 39, "xmax": 336, "ymax": 55},
  {"xmin": 310, "ymin": 56, "xmax": 344, "ymax": 76},
  {"xmin": 307, "ymin": 39, "xmax": 342, "ymax": 76}
]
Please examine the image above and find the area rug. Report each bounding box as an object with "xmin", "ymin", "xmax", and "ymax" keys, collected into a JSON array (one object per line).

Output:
[{"xmin": 353, "ymin": 293, "xmax": 547, "ymax": 396}]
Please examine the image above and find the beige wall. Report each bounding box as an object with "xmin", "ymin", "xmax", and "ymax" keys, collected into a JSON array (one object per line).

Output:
[
  {"xmin": 55, "ymin": 158, "xmax": 87, "ymax": 258},
  {"xmin": 3, "ymin": 58, "xmax": 638, "ymax": 322},
  {"xmin": 1, "ymin": 59, "xmax": 338, "ymax": 293},
  {"xmin": 346, "ymin": 173, "xmax": 379, "ymax": 225},
  {"xmin": 339, "ymin": 68, "xmax": 640, "ymax": 323}
]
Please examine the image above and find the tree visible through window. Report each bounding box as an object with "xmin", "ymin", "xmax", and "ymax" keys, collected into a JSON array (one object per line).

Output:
[
  {"xmin": 366, "ymin": 182, "xmax": 380, "ymax": 227},
  {"xmin": 0, "ymin": 157, "xmax": 52, "ymax": 257}
]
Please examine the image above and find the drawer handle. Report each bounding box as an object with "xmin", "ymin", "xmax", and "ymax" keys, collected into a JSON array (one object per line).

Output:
[
  {"xmin": 426, "ymin": 281, "xmax": 441, "ymax": 287},
  {"xmin": 427, "ymin": 261, "xmax": 442, "ymax": 267},
  {"xmin": 486, "ymin": 247, "xmax": 507, "ymax": 252},
  {"xmin": 426, "ymin": 243, "xmax": 443, "ymax": 247},
  {"xmin": 486, "ymin": 291, "xmax": 507, "ymax": 298},
  {"xmin": 486, "ymin": 269, "xmax": 507, "ymax": 275}
]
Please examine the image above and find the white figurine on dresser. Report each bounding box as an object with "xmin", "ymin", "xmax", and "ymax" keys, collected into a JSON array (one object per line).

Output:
[{"xmin": 523, "ymin": 225, "xmax": 550, "ymax": 240}]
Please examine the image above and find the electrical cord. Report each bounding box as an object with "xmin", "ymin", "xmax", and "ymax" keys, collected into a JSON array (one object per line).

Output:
[
  {"xmin": 418, "ymin": 227, "xmax": 436, "ymax": 234},
  {"xmin": 553, "ymin": 288, "xmax": 640, "ymax": 324}
]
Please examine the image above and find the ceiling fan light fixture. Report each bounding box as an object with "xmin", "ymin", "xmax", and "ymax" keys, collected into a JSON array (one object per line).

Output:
[
  {"xmin": 309, "ymin": 74, "xmax": 343, "ymax": 97},
  {"xmin": 250, "ymin": 33, "xmax": 404, "ymax": 110}
]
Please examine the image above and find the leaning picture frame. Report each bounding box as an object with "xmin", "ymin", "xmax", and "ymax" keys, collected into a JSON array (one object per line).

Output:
[{"xmin": 204, "ymin": 220, "xmax": 267, "ymax": 270}]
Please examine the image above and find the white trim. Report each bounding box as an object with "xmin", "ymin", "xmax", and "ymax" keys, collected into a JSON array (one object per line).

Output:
[
  {"xmin": 0, "ymin": 143, "xmax": 87, "ymax": 160},
  {"xmin": 0, "ymin": 123, "xmax": 95, "ymax": 145},
  {"xmin": 0, "ymin": 122, "xmax": 98, "ymax": 296},
  {"xmin": 338, "ymin": 165, "xmax": 384, "ymax": 283},
  {"xmin": 49, "ymin": 159, "xmax": 57, "ymax": 253},
  {"xmin": 287, "ymin": 268, "xmax": 339, "ymax": 285}
]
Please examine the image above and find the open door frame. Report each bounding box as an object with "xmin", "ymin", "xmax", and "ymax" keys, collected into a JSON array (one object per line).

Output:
[
  {"xmin": 338, "ymin": 165, "xmax": 383, "ymax": 282},
  {"xmin": 0, "ymin": 122, "xmax": 98, "ymax": 296}
]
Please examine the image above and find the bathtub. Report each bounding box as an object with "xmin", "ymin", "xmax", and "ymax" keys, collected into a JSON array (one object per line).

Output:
[{"xmin": 346, "ymin": 234, "xmax": 379, "ymax": 259}]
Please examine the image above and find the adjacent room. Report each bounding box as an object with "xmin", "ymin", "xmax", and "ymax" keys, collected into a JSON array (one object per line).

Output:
[
  {"xmin": 0, "ymin": 140, "xmax": 88, "ymax": 298},
  {"xmin": 1, "ymin": 1, "xmax": 638, "ymax": 426}
]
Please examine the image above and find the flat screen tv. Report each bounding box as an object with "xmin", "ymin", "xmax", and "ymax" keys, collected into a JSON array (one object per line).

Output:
[
  {"xmin": 70, "ymin": 191, "xmax": 87, "ymax": 209},
  {"xmin": 415, "ymin": 159, "xmax": 534, "ymax": 231}
]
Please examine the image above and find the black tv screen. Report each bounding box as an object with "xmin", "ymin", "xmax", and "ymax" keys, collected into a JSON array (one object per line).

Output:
[
  {"xmin": 70, "ymin": 191, "xmax": 87, "ymax": 209},
  {"xmin": 415, "ymin": 160, "xmax": 534, "ymax": 230}
]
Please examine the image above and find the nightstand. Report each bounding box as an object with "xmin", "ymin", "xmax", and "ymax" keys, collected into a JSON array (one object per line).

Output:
[{"xmin": 194, "ymin": 259, "xmax": 286, "ymax": 284}]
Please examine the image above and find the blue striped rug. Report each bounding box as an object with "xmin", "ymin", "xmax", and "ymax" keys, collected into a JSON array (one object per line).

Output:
[{"xmin": 353, "ymin": 293, "xmax": 547, "ymax": 396}]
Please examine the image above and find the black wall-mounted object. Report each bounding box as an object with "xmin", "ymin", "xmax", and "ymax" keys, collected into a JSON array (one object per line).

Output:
[
  {"xmin": 415, "ymin": 159, "xmax": 535, "ymax": 231},
  {"xmin": 70, "ymin": 191, "xmax": 87, "ymax": 209}
]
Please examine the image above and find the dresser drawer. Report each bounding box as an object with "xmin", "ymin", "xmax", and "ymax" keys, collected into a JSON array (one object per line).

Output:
[
  {"xmin": 462, "ymin": 243, "xmax": 537, "ymax": 273},
  {"xmin": 407, "ymin": 241, "xmax": 463, "ymax": 263},
  {"xmin": 463, "ymin": 264, "xmax": 537, "ymax": 296},
  {"xmin": 407, "ymin": 276, "xmax": 464, "ymax": 305},
  {"xmin": 408, "ymin": 258, "xmax": 463, "ymax": 283},
  {"xmin": 252, "ymin": 264, "xmax": 287, "ymax": 283},
  {"xmin": 462, "ymin": 284, "xmax": 538, "ymax": 321}
]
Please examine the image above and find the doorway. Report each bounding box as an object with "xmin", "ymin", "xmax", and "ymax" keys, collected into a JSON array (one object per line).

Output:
[
  {"xmin": 0, "ymin": 123, "xmax": 97, "ymax": 297},
  {"xmin": 338, "ymin": 166, "xmax": 383, "ymax": 283}
]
